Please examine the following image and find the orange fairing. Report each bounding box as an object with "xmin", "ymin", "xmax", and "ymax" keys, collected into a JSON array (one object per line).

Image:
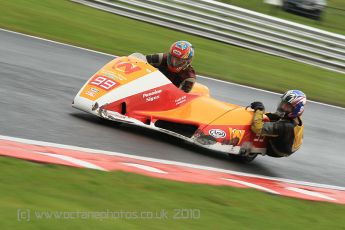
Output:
[
  {"xmin": 137, "ymin": 97, "xmax": 239, "ymax": 125},
  {"xmin": 73, "ymin": 56, "xmax": 267, "ymax": 157},
  {"xmin": 190, "ymin": 82, "xmax": 210, "ymax": 96},
  {"xmin": 209, "ymin": 107, "xmax": 253, "ymax": 125},
  {"xmin": 79, "ymin": 57, "xmax": 156, "ymax": 101}
]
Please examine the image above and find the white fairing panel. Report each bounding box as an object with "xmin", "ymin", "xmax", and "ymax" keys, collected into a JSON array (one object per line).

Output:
[{"xmin": 73, "ymin": 69, "xmax": 171, "ymax": 116}]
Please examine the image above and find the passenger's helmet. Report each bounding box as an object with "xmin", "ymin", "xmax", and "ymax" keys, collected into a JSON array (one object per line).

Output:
[
  {"xmin": 167, "ymin": 41, "xmax": 194, "ymax": 73},
  {"xmin": 277, "ymin": 90, "xmax": 307, "ymax": 118}
]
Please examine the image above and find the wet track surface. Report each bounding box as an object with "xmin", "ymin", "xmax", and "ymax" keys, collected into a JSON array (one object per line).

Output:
[{"xmin": 1, "ymin": 30, "xmax": 345, "ymax": 186}]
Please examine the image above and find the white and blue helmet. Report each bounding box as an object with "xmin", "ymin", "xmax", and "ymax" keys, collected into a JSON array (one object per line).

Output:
[{"xmin": 278, "ymin": 90, "xmax": 307, "ymax": 118}]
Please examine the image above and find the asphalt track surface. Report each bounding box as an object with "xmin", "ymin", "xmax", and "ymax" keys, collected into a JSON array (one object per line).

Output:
[{"xmin": 1, "ymin": 29, "xmax": 345, "ymax": 187}]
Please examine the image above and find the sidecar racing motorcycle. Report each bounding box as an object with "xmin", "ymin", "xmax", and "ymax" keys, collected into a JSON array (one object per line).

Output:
[{"xmin": 72, "ymin": 54, "xmax": 268, "ymax": 162}]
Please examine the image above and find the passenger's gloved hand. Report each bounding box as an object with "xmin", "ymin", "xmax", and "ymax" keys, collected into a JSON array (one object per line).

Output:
[{"xmin": 250, "ymin": 101, "xmax": 265, "ymax": 111}]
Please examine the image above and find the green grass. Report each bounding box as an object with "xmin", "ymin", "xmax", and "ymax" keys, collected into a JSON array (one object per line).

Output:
[
  {"xmin": 0, "ymin": 0, "xmax": 345, "ymax": 106},
  {"xmin": 219, "ymin": 0, "xmax": 345, "ymax": 35},
  {"xmin": 1, "ymin": 157, "xmax": 345, "ymax": 229}
]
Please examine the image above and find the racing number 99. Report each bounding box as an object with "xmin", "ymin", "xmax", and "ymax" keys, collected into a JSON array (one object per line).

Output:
[{"xmin": 90, "ymin": 76, "xmax": 117, "ymax": 90}]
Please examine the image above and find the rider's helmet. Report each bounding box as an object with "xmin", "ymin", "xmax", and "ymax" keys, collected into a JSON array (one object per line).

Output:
[
  {"xmin": 167, "ymin": 41, "xmax": 194, "ymax": 73},
  {"xmin": 277, "ymin": 90, "xmax": 307, "ymax": 119}
]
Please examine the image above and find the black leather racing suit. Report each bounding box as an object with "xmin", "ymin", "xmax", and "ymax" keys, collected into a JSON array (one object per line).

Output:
[{"xmin": 251, "ymin": 111, "xmax": 304, "ymax": 157}]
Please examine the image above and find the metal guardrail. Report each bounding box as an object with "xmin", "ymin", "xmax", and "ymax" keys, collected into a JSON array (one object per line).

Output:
[{"xmin": 72, "ymin": 0, "xmax": 345, "ymax": 74}]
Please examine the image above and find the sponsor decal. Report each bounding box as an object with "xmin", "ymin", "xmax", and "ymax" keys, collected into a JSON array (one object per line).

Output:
[
  {"xmin": 85, "ymin": 91, "xmax": 96, "ymax": 97},
  {"xmin": 194, "ymin": 129, "xmax": 217, "ymax": 145},
  {"xmin": 254, "ymin": 134, "xmax": 265, "ymax": 142},
  {"xmin": 175, "ymin": 95, "xmax": 187, "ymax": 105},
  {"xmin": 229, "ymin": 128, "xmax": 245, "ymax": 145},
  {"xmin": 89, "ymin": 76, "xmax": 118, "ymax": 91},
  {"xmin": 112, "ymin": 61, "xmax": 141, "ymax": 74},
  {"xmin": 142, "ymin": 89, "xmax": 162, "ymax": 102},
  {"xmin": 173, "ymin": 49, "xmax": 182, "ymax": 56},
  {"xmin": 90, "ymin": 88, "xmax": 99, "ymax": 93},
  {"xmin": 209, "ymin": 129, "xmax": 226, "ymax": 138},
  {"xmin": 100, "ymin": 70, "xmax": 127, "ymax": 82},
  {"xmin": 85, "ymin": 87, "xmax": 100, "ymax": 97}
]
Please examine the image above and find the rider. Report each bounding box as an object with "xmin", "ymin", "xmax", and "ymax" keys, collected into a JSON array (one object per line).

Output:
[
  {"xmin": 146, "ymin": 41, "xmax": 196, "ymax": 93},
  {"xmin": 250, "ymin": 90, "xmax": 306, "ymax": 157}
]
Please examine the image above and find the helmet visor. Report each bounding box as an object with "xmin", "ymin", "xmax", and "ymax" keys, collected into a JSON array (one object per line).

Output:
[
  {"xmin": 276, "ymin": 101, "xmax": 293, "ymax": 118},
  {"xmin": 167, "ymin": 53, "xmax": 188, "ymax": 69},
  {"xmin": 279, "ymin": 102, "xmax": 293, "ymax": 113}
]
